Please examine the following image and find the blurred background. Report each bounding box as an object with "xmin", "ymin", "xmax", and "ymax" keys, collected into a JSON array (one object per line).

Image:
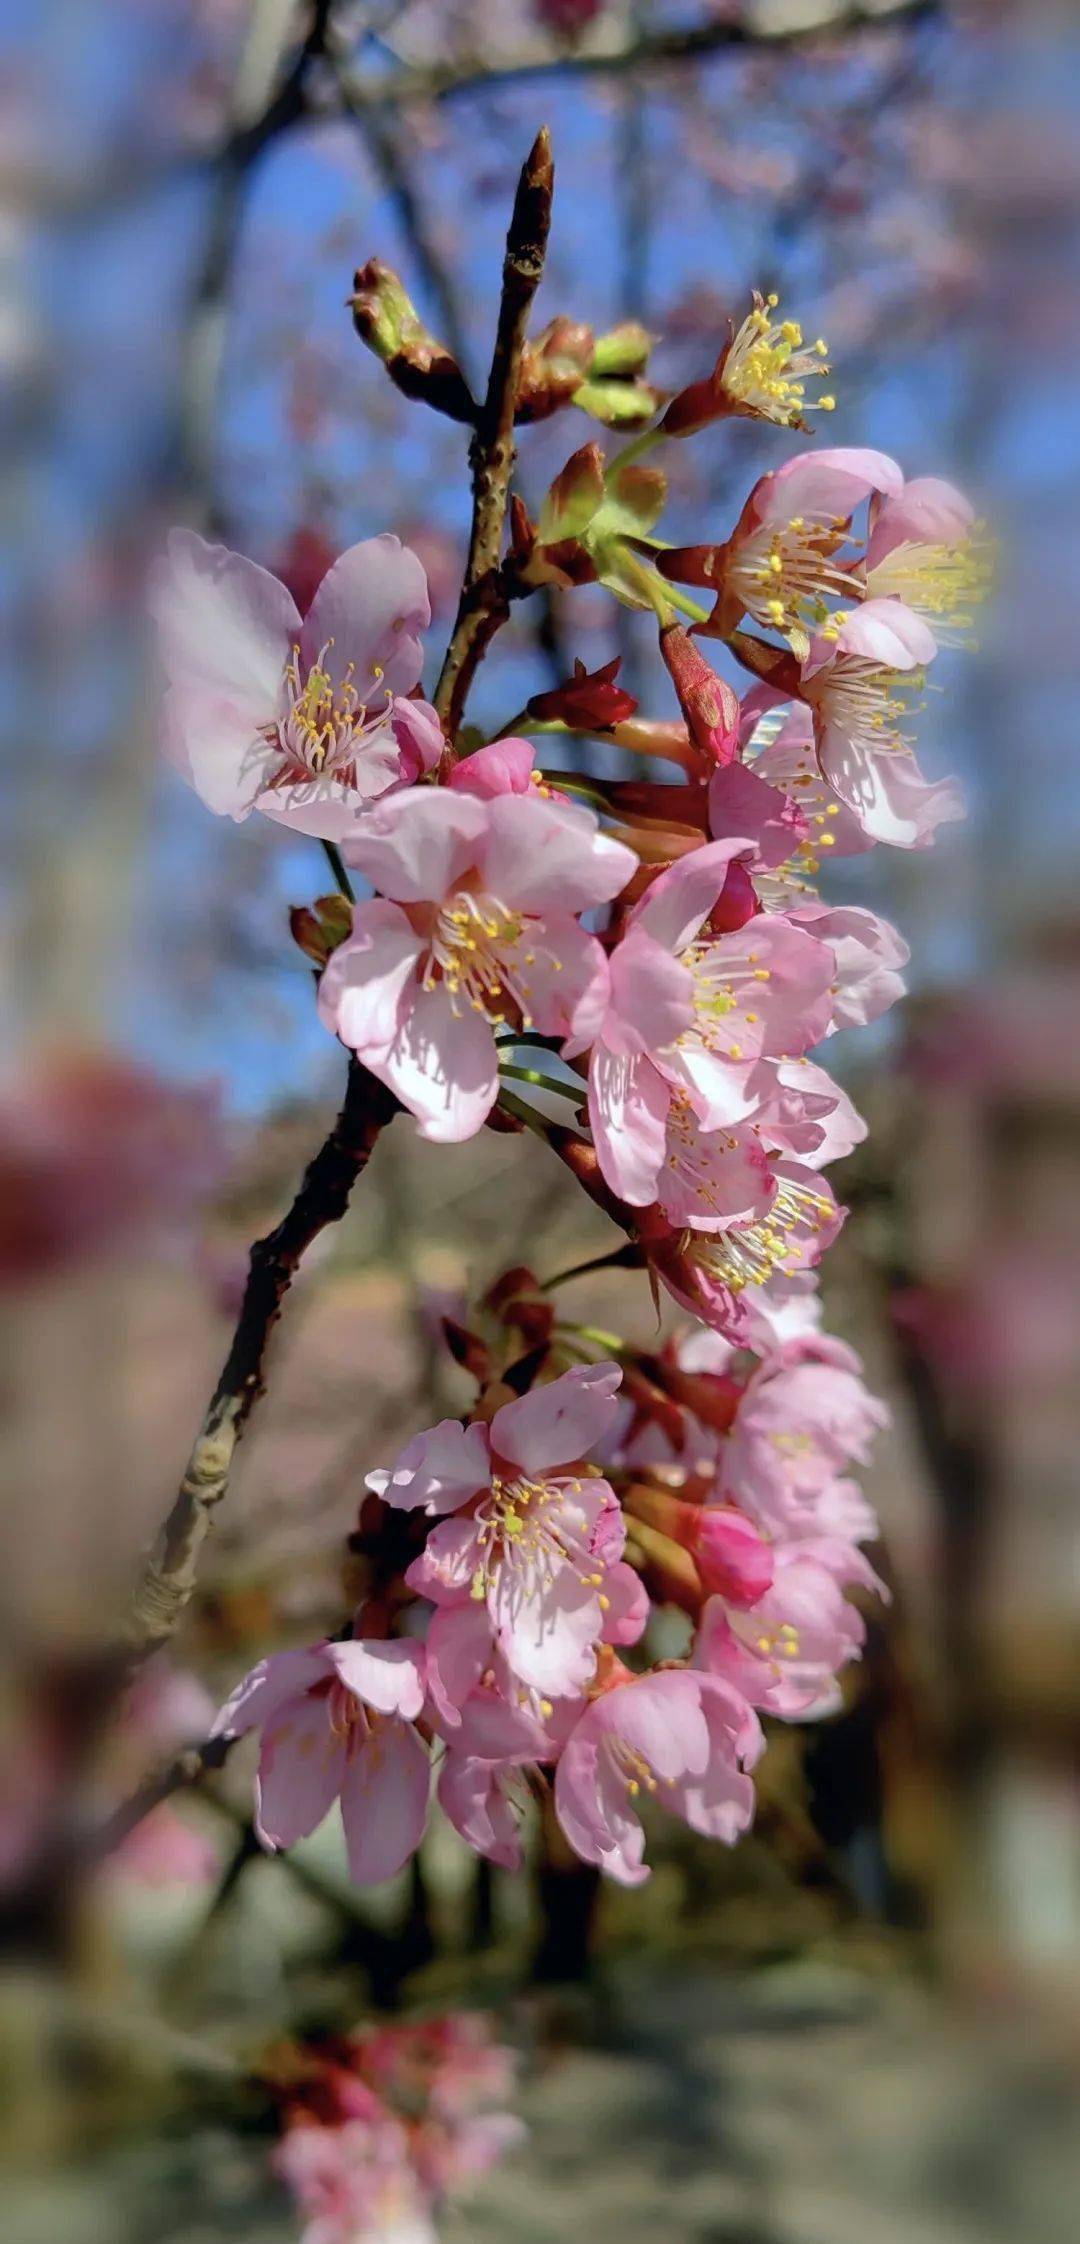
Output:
[{"xmin": 1, "ymin": 2, "xmax": 1078, "ymax": 2239}]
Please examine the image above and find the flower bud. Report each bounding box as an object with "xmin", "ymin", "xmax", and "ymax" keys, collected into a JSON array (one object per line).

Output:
[
  {"xmin": 692, "ymin": 1508, "xmax": 774, "ymax": 1607},
  {"xmin": 517, "ymin": 315, "xmax": 595, "ymax": 423},
  {"xmin": 528, "ymin": 656, "xmax": 638, "ymax": 731},
  {"xmin": 289, "ymin": 892, "xmax": 353, "ymax": 967},
  {"xmin": 350, "ymin": 258, "xmax": 475, "ymax": 425},
  {"xmin": 538, "ymin": 442, "xmax": 606, "ymax": 543},
  {"xmin": 589, "ymin": 320, "xmax": 655, "ymax": 378},
  {"xmin": 659, "ymin": 625, "xmax": 740, "ymax": 768},
  {"xmin": 572, "ymin": 376, "xmax": 662, "ymax": 427}
]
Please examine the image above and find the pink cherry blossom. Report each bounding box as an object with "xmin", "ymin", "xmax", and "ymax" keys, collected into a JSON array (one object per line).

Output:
[
  {"xmin": 718, "ymin": 1341, "xmax": 888, "ymax": 1536},
  {"xmin": 798, "ymin": 601, "xmax": 963, "ymax": 848},
  {"xmin": 645, "ymin": 1159, "xmax": 845, "ymax": 1340},
  {"xmin": 864, "ymin": 474, "xmax": 987, "ymax": 646},
  {"xmin": 554, "ymin": 1668, "xmax": 762, "ymax": 1885},
  {"xmin": 581, "ymin": 838, "xmax": 837, "ymax": 1211},
  {"xmin": 695, "ymin": 1534, "xmax": 882, "ymax": 1717},
  {"xmin": 756, "ymin": 1056, "xmax": 867, "ymax": 1168},
  {"xmin": 318, "ymin": 789, "xmax": 634, "ymax": 1142},
  {"xmin": 212, "ymin": 1639, "xmax": 429, "ymax": 1885},
  {"xmin": 743, "ymin": 697, "xmax": 874, "ymax": 869},
  {"xmin": 368, "ymin": 1365, "xmax": 626, "ymax": 1699},
  {"xmin": 275, "ymin": 2116, "xmax": 437, "ymax": 2244},
  {"xmin": 446, "ymin": 737, "xmax": 540, "ymax": 798},
  {"xmin": 152, "ymin": 529, "xmax": 441, "ymax": 837},
  {"xmin": 789, "ymin": 900, "xmax": 909, "ymax": 1031},
  {"xmin": 715, "ymin": 446, "xmax": 902, "ymax": 652}
]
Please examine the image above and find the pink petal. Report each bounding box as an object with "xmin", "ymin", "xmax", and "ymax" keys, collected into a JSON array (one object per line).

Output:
[
  {"xmin": 437, "ymin": 1754, "xmax": 523, "ymax": 1870},
  {"xmin": 368, "ymin": 983, "xmax": 499, "ymax": 1142},
  {"xmin": 338, "ymin": 1719, "xmax": 430, "ymax": 1884},
  {"xmin": 757, "ymin": 445, "xmax": 902, "ymax": 524},
  {"xmin": 256, "ymin": 1699, "xmax": 347, "ymax": 1849},
  {"xmin": 817, "ymin": 729, "xmax": 963, "ymax": 850},
  {"xmin": 164, "ymin": 688, "xmax": 280, "ymax": 819},
  {"xmin": 316, "ymin": 900, "xmax": 423, "ymax": 1059},
  {"xmin": 300, "ymin": 534, "xmax": 429, "ymax": 700},
  {"xmin": 477, "ymin": 793, "xmax": 636, "ymax": 914},
  {"xmin": 806, "ymin": 597, "xmax": 936, "ymax": 676},
  {"xmin": 326, "ymin": 1639, "xmax": 426, "ymax": 1719},
  {"xmin": 152, "ymin": 528, "xmax": 299, "ymax": 716},
  {"xmin": 342, "ymin": 787, "xmax": 487, "ymax": 902},
  {"xmin": 391, "ymin": 696, "xmax": 444, "ymax": 781},
  {"xmin": 600, "ymin": 1561, "xmax": 650, "ymax": 1646},
  {"xmin": 629, "ymin": 838, "xmax": 753, "ymax": 952},
  {"xmin": 405, "ymin": 1515, "xmax": 484, "ymax": 1602},
  {"xmin": 606, "ymin": 929, "xmax": 695, "ymax": 1056},
  {"xmin": 448, "ymin": 738, "xmax": 537, "ymax": 797},
  {"xmin": 490, "ymin": 1564, "xmax": 601, "ymax": 1697},
  {"xmin": 514, "ymin": 917, "xmax": 610, "ymax": 1044},
  {"xmin": 588, "ymin": 1043, "xmax": 671, "ymax": 1206},
  {"xmin": 490, "ymin": 1361, "xmax": 622, "ymax": 1475},
  {"xmin": 866, "ymin": 474, "xmax": 975, "ymax": 568},
  {"xmin": 211, "ymin": 1645, "xmax": 332, "ymax": 1741},
  {"xmin": 256, "ymin": 760, "xmax": 404, "ymax": 836},
  {"xmin": 708, "ymin": 759, "xmax": 808, "ymax": 870},
  {"xmin": 367, "ymin": 1418, "xmax": 490, "ymax": 1516},
  {"xmin": 425, "ymin": 1603, "xmax": 494, "ymax": 1729}
]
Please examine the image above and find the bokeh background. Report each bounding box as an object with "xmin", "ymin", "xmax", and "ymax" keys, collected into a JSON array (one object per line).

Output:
[{"xmin": 2, "ymin": 3, "xmax": 1078, "ymax": 2240}]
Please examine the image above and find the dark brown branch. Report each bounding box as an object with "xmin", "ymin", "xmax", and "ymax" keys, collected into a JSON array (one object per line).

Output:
[
  {"xmin": 92, "ymin": 1735, "xmax": 238, "ymax": 1863},
  {"xmin": 433, "ymin": 127, "xmax": 555, "ymax": 756},
  {"xmin": 338, "ymin": 2, "xmax": 939, "ymax": 113},
  {"xmin": 123, "ymin": 1059, "xmax": 398, "ymax": 1664}
]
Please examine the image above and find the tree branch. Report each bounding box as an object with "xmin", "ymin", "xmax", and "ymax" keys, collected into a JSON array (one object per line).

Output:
[
  {"xmin": 433, "ymin": 126, "xmax": 555, "ymax": 756},
  {"xmin": 123, "ymin": 1059, "xmax": 398, "ymax": 1665},
  {"xmin": 338, "ymin": 2, "xmax": 939, "ymax": 113}
]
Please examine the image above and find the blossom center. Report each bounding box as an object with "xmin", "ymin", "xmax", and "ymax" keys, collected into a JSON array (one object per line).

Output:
[
  {"xmin": 865, "ymin": 537, "xmax": 989, "ymax": 645},
  {"xmin": 724, "ymin": 295, "xmax": 835, "ymax": 426},
  {"xmin": 804, "ymin": 655, "xmax": 922, "ymax": 756},
  {"xmin": 270, "ymin": 639, "xmax": 390, "ymax": 786},
  {"xmin": 468, "ymin": 1472, "xmax": 604, "ymax": 1605},
  {"xmin": 683, "ymin": 1173, "xmax": 834, "ymax": 1294},
  {"xmin": 730, "ymin": 515, "xmax": 856, "ymax": 641},
  {"xmin": 680, "ymin": 937, "xmax": 774, "ymax": 1063},
  {"xmin": 424, "ymin": 892, "xmax": 554, "ymax": 1031}
]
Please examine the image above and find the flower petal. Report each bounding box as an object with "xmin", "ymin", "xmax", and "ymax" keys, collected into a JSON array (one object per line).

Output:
[
  {"xmin": 342, "ymin": 787, "xmax": 487, "ymax": 902},
  {"xmin": 152, "ymin": 528, "xmax": 299, "ymax": 715},
  {"xmin": 366, "ymin": 1419, "xmax": 490, "ymax": 1516},
  {"xmin": 326, "ymin": 1638, "xmax": 426, "ymax": 1719},
  {"xmin": 338, "ymin": 1719, "xmax": 430, "ymax": 1884},
  {"xmin": 588, "ymin": 1042, "xmax": 671, "ymax": 1207},
  {"xmin": 491, "ymin": 1361, "xmax": 622, "ymax": 1475},
  {"xmin": 256, "ymin": 1700, "xmax": 346, "ymax": 1849},
  {"xmin": 300, "ymin": 534, "xmax": 429, "ymax": 699},
  {"xmin": 369, "ymin": 983, "xmax": 499, "ymax": 1142},
  {"xmin": 629, "ymin": 838, "xmax": 753, "ymax": 952},
  {"xmin": 478, "ymin": 792, "xmax": 636, "ymax": 914},
  {"xmin": 316, "ymin": 900, "xmax": 423, "ymax": 1059}
]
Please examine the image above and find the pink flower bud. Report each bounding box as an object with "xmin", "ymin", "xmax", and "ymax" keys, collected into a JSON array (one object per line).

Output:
[
  {"xmin": 692, "ymin": 1509, "xmax": 775, "ymax": 1607},
  {"xmin": 659, "ymin": 625, "xmax": 740, "ymax": 768}
]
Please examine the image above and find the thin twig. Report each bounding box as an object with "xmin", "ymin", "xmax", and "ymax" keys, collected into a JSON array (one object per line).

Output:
[
  {"xmin": 123, "ymin": 1059, "xmax": 398, "ymax": 1665},
  {"xmin": 337, "ymin": 2, "xmax": 939, "ymax": 113},
  {"xmin": 433, "ymin": 127, "xmax": 555, "ymax": 756}
]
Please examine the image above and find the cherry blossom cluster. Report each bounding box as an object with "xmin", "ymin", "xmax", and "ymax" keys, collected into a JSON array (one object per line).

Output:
[
  {"xmin": 268, "ymin": 2013, "xmax": 522, "ymax": 2244},
  {"xmin": 156, "ymin": 278, "xmax": 983, "ymax": 1897}
]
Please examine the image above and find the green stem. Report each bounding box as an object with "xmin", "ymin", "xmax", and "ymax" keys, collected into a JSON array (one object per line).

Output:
[
  {"xmin": 498, "ymin": 1061, "xmax": 584, "ymax": 1102},
  {"xmin": 321, "ymin": 839, "xmax": 355, "ymax": 901},
  {"xmin": 555, "ymin": 1321, "xmax": 625, "ymax": 1355},
  {"xmin": 495, "ymin": 1084, "xmax": 558, "ymax": 1141},
  {"xmin": 609, "ymin": 422, "xmax": 664, "ymax": 475}
]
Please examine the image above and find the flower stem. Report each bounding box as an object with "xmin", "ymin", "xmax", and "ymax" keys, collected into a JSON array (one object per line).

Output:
[
  {"xmin": 498, "ymin": 1061, "xmax": 584, "ymax": 1102},
  {"xmin": 321, "ymin": 839, "xmax": 355, "ymax": 901}
]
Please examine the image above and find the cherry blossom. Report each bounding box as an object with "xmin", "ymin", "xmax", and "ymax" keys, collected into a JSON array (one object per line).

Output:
[
  {"xmin": 580, "ymin": 838, "xmax": 837, "ymax": 1212},
  {"xmin": 717, "ymin": 1340, "xmax": 888, "ymax": 1537},
  {"xmin": 153, "ymin": 529, "xmax": 441, "ymax": 836},
  {"xmin": 212, "ymin": 1640, "xmax": 429, "ymax": 1885},
  {"xmin": 863, "ymin": 473, "xmax": 989, "ymax": 647},
  {"xmin": 367, "ymin": 1365, "xmax": 626, "ymax": 1700},
  {"xmin": 554, "ymin": 1668, "xmax": 763, "ymax": 1884},
  {"xmin": 797, "ymin": 600, "xmax": 963, "ymax": 848},
  {"xmin": 319, "ymin": 788, "xmax": 634, "ymax": 1141}
]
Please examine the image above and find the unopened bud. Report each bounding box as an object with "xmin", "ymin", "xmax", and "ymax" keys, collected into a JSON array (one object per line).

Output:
[
  {"xmin": 572, "ymin": 376, "xmax": 662, "ymax": 427},
  {"xmin": 517, "ymin": 315, "xmax": 595, "ymax": 423},
  {"xmin": 289, "ymin": 891, "xmax": 353, "ymax": 967},
  {"xmin": 590, "ymin": 320, "xmax": 655, "ymax": 378},
  {"xmin": 350, "ymin": 258, "xmax": 475, "ymax": 425},
  {"xmin": 528, "ymin": 655, "xmax": 637, "ymax": 731},
  {"xmin": 538, "ymin": 441, "xmax": 606, "ymax": 543},
  {"xmin": 659, "ymin": 625, "xmax": 740, "ymax": 769}
]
